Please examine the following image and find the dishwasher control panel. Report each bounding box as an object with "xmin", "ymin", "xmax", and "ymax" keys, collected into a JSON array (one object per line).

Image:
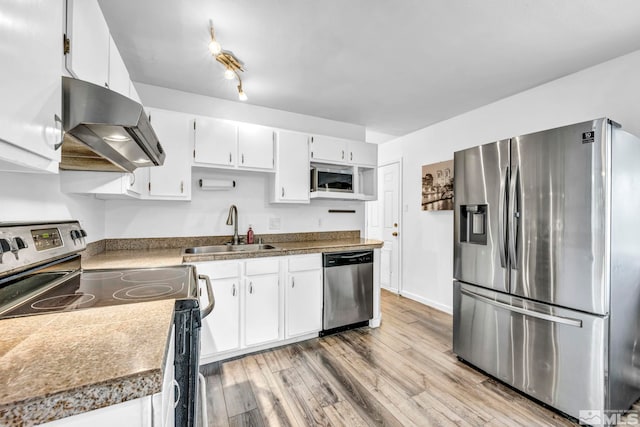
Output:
[{"xmin": 323, "ymin": 251, "xmax": 373, "ymax": 267}]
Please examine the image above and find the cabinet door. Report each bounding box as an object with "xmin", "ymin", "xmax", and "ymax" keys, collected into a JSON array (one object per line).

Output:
[
  {"xmin": 193, "ymin": 117, "xmax": 237, "ymax": 167},
  {"xmin": 147, "ymin": 109, "xmax": 191, "ymax": 199},
  {"xmin": 108, "ymin": 36, "xmax": 130, "ymax": 97},
  {"xmin": 238, "ymin": 124, "xmax": 274, "ymax": 170},
  {"xmin": 273, "ymin": 132, "xmax": 310, "ymax": 203},
  {"xmin": 66, "ymin": 0, "xmax": 110, "ymax": 88},
  {"xmin": 129, "ymin": 81, "xmax": 142, "ymax": 103},
  {"xmin": 201, "ymin": 277, "xmax": 241, "ymax": 356},
  {"xmin": 309, "ymin": 135, "xmax": 348, "ymax": 163},
  {"xmin": 349, "ymin": 141, "xmax": 378, "ymax": 167},
  {"xmin": 286, "ymin": 269, "xmax": 323, "ymax": 338},
  {"xmin": 0, "ymin": 0, "xmax": 62, "ymax": 172},
  {"xmin": 244, "ymin": 274, "xmax": 279, "ymax": 347}
]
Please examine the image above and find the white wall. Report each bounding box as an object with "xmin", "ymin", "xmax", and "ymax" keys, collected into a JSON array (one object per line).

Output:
[
  {"xmin": 0, "ymin": 172, "xmax": 106, "ymax": 242},
  {"xmin": 136, "ymin": 83, "xmax": 366, "ymax": 141},
  {"xmin": 105, "ymin": 86, "xmax": 368, "ymax": 238},
  {"xmin": 379, "ymin": 49, "xmax": 640, "ymax": 313},
  {"xmin": 105, "ymin": 169, "xmax": 364, "ymax": 238}
]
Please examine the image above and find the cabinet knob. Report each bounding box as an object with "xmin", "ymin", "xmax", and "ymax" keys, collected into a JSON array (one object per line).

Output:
[{"xmin": 392, "ymin": 232, "xmax": 398, "ymax": 237}]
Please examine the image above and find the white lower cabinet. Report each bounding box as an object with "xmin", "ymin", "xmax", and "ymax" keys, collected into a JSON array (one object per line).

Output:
[
  {"xmin": 196, "ymin": 258, "xmax": 280, "ymax": 363},
  {"xmin": 286, "ymin": 254, "xmax": 323, "ymax": 339},
  {"xmin": 197, "ymin": 261, "xmax": 241, "ymax": 356},
  {"xmin": 196, "ymin": 254, "xmax": 323, "ymax": 363}
]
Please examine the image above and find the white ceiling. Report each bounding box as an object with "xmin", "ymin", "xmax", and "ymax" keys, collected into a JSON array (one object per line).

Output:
[{"xmin": 99, "ymin": 0, "xmax": 640, "ymax": 137}]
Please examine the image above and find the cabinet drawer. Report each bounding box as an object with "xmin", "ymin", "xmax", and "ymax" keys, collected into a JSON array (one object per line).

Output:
[
  {"xmin": 205, "ymin": 261, "xmax": 239, "ymax": 279},
  {"xmin": 288, "ymin": 254, "xmax": 322, "ymax": 272},
  {"xmin": 245, "ymin": 258, "xmax": 279, "ymax": 276}
]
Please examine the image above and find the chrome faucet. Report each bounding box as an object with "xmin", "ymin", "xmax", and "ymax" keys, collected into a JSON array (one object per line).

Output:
[{"xmin": 226, "ymin": 204, "xmax": 239, "ymax": 245}]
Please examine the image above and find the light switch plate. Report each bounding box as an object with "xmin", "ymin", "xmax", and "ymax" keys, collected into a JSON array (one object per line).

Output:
[{"xmin": 269, "ymin": 217, "xmax": 281, "ymax": 230}]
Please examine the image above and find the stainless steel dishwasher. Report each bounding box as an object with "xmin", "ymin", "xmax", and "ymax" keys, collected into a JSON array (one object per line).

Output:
[{"xmin": 322, "ymin": 250, "xmax": 374, "ymax": 334}]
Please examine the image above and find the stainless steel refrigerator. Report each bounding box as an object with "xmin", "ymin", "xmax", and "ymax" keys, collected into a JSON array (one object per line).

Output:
[{"xmin": 453, "ymin": 118, "xmax": 640, "ymax": 421}]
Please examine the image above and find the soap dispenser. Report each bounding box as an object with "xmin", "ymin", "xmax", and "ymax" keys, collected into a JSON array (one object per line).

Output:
[{"xmin": 247, "ymin": 225, "xmax": 254, "ymax": 244}]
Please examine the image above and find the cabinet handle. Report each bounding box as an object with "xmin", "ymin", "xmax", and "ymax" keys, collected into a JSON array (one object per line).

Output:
[
  {"xmin": 350, "ymin": 152, "xmax": 353, "ymax": 161},
  {"xmin": 291, "ymin": 277, "xmax": 295, "ymax": 288},
  {"xmin": 241, "ymin": 153, "xmax": 245, "ymax": 164},
  {"xmin": 180, "ymin": 181, "xmax": 184, "ymax": 193},
  {"xmin": 341, "ymin": 150, "xmax": 345, "ymax": 160},
  {"xmin": 232, "ymin": 284, "xmax": 236, "ymax": 296},
  {"xmin": 311, "ymin": 151, "xmax": 314, "ymax": 158},
  {"xmin": 229, "ymin": 152, "xmax": 232, "ymax": 163},
  {"xmin": 281, "ymin": 187, "xmax": 285, "ymax": 198},
  {"xmin": 249, "ymin": 281, "xmax": 253, "ymax": 294}
]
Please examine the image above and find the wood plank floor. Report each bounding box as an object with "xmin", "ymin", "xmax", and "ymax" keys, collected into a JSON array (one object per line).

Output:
[{"xmin": 201, "ymin": 290, "xmax": 594, "ymax": 426}]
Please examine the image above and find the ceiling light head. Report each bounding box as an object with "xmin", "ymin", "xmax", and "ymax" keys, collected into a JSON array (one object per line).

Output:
[
  {"xmin": 224, "ymin": 68, "xmax": 235, "ymax": 80},
  {"xmin": 208, "ymin": 39, "xmax": 222, "ymax": 56},
  {"xmin": 208, "ymin": 24, "xmax": 222, "ymax": 55},
  {"xmin": 237, "ymin": 84, "xmax": 248, "ymax": 101}
]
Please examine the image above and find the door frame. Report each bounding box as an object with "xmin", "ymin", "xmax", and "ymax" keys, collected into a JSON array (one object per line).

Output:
[{"xmin": 367, "ymin": 157, "xmax": 403, "ymax": 294}]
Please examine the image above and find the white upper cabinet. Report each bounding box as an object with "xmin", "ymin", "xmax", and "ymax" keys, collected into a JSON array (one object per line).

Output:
[
  {"xmin": 146, "ymin": 108, "xmax": 191, "ymax": 200},
  {"xmin": 271, "ymin": 131, "xmax": 310, "ymax": 203},
  {"xmin": 0, "ymin": 0, "xmax": 63, "ymax": 173},
  {"xmin": 310, "ymin": 135, "xmax": 377, "ymax": 167},
  {"xmin": 237, "ymin": 124, "xmax": 275, "ymax": 170},
  {"xmin": 65, "ymin": 0, "xmax": 110, "ymax": 88},
  {"xmin": 192, "ymin": 117, "xmax": 237, "ymax": 167},
  {"xmin": 349, "ymin": 142, "xmax": 378, "ymax": 167},
  {"xmin": 108, "ymin": 36, "xmax": 130, "ymax": 97},
  {"xmin": 309, "ymin": 135, "xmax": 348, "ymax": 163},
  {"xmin": 192, "ymin": 118, "xmax": 274, "ymax": 171},
  {"xmin": 129, "ymin": 81, "xmax": 141, "ymax": 103}
]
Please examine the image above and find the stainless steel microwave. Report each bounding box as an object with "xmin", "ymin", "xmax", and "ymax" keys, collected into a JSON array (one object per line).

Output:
[{"xmin": 310, "ymin": 166, "xmax": 353, "ymax": 193}]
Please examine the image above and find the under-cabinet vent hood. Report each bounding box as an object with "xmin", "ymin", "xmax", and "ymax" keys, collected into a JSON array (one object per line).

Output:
[{"xmin": 60, "ymin": 76, "xmax": 165, "ymax": 173}]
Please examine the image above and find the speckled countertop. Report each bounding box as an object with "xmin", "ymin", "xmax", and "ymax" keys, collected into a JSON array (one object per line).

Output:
[
  {"xmin": 0, "ymin": 299, "xmax": 175, "ymax": 427},
  {"xmin": 81, "ymin": 238, "xmax": 383, "ymax": 267}
]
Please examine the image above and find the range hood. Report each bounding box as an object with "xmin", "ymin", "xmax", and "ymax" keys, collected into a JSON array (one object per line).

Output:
[{"xmin": 60, "ymin": 76, "xmax": 166, "ymax": 173}]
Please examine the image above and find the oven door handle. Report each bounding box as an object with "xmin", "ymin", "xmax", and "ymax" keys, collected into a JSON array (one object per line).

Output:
[{"xmin": 198, "ymin": 274, "xmax": 215, "ymax": 319}]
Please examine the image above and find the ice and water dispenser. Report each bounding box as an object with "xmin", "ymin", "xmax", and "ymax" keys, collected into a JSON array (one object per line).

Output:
[{"xmin": 459, "ymin": 204, "xmax": 487, "ymax": 245}]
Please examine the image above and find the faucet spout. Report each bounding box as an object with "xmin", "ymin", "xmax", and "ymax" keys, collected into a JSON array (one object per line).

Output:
[{"xmin": 226, "ymin": 205, "xmax": 239, "ymax": 245}]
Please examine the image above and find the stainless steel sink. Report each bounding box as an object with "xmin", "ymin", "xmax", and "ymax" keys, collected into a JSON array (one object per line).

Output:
[{"xmin": 183, "ymin": 244, "xmax": 277, "ymax": 254}]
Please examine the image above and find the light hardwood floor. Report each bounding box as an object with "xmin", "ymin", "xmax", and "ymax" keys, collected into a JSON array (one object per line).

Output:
[{"xmin": 201, "ymin": 290, "xmax": 584, "ymax": 426}]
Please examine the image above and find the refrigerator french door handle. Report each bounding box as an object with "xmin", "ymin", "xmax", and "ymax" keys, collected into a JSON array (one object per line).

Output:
[
  {"xmin": 508, "ymin": 166, "xmax": 519, "ymax": 269},
  {"xmin": 498, "ymin": 168, "xmax": 508, "ymax": 268},
  {"xmin": 460, "ymin": 288, "xmax": 583, "ymax": 328}
]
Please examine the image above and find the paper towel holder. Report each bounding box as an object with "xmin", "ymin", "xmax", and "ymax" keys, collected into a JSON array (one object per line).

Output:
[{"xmin": 199, "ymin": 178, "xmax": 236, "ymax": 190}]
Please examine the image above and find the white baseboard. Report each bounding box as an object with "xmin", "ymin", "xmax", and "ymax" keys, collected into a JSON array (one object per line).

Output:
[
  {"xmin": 400, "ymin": 290, "xmax": 453, "ymax": 315},
  {"xmin": 369, "ymin": 317, "xmax": 381, "ymax": 328}
]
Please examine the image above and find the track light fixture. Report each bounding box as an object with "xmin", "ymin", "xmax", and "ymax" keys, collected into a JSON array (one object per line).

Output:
[{"xmin": 208, "ymin": 21, "xmax": 247, "ymax": 101}]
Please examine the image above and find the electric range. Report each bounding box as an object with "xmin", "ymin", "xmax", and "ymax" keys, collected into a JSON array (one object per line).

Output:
[{"xmin": 0, "ymin": 221, "xmax": 213, "ymax": 427}]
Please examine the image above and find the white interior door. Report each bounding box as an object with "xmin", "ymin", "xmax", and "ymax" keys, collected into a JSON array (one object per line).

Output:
[{"xmin": 369, "ymin": 162, "xmax": 401, "ymax": 293}]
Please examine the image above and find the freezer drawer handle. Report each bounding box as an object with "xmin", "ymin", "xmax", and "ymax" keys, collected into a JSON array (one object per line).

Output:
[
  {"xmin": 198, "ymin": 274, "xmax": 215, "ymax": 319},
  {"xmin": 460, "ymin": 288, "xmax": 583, "ymax": 328}
]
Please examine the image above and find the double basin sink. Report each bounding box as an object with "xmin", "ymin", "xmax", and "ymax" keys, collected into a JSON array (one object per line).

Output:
[{"xmin": 184, "ymin": 243, "xmax": 277, "ymax": 255}]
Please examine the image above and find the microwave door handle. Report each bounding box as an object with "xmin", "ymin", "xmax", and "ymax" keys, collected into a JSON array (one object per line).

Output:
[
  {"xmin": 498, "ymin": 168, "xmax": 508, "ymax": 268},
  {"xmin": 460, "ymin": 288, "xmax": 582, "ymax": 327},
  {"xmin": 198, "ymin": 274, "xmax": 215, "ymax": 319}
]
